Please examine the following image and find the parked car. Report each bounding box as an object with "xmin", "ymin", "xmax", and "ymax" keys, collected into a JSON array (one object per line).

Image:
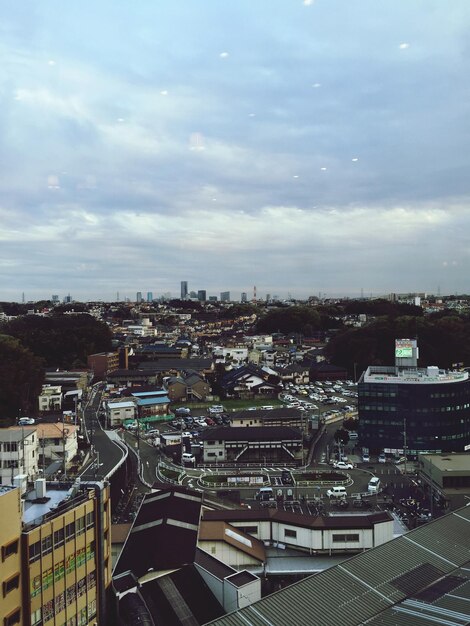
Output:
[
  {"xmin": 175, "ymin": 407, "xmax": 191, "ymax": 416},
  {"xmin": 378, "ymin": 452, "xmax": 386, "ymax": 463},
  {"xmin": 18, "ymin": 417, "xmax": 35, "ymax": 425}
]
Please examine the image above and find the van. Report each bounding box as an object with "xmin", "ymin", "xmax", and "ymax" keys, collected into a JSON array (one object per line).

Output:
[
  {"xmin": 255, "ymin": 487, "xmax": 274, "ymax": 501},
  {"xmin": 18, "ymin": 417, "xmax": 35, "ymax": 425},
  {"xmin": 182, "ymin": 453, "xmax": 196, "ymax": 464},
  {"xmin": 348, "ymin": 431, "xmax": 358, "ymax": 440},
  {"xmin": 326, "ymin": 486, "xmax": 347, "ymax": 498},
  {"xmin": 368, "ymin": 477, "xmax": 381, "ymax": 493}
]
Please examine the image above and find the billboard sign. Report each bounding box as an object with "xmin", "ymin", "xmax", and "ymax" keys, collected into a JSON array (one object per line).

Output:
[{"xmin": 395, "ymin": 339, "xmax": 413, "ymax": 358}]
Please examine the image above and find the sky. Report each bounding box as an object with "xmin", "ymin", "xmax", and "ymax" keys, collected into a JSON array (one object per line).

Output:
[{"xmin": 1, "ymin": 0, "xmax": 470, "ymax": 302}]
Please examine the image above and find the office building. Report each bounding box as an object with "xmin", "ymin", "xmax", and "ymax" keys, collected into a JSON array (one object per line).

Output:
[
  {"xmin": 220, "ymin": 291, "xmax": 230, "ymax": 302},
  {"xmin": 209, "ymin": 296, "xmax": 218, "ymax": 302},
  {"xmin": 197, "ymin": 290, "xmax": 206, "ymax": 302},
  {"xmin": 0, "ymin": 480, "xmax": 111, "ymax": 626},
  {"xmin": 135, "ymin": 292, "xmax": 142, "ymax": 303},
  {"xmin": 146, "ymin": 291, "xmax": 153, "ymax": 302},
  {"xmin": 241, "ymin": 292, "xmax": 247, "ymax": 303},
  {"xmin": 180, "ymin": 281, "xmax": 188, "ymax": 300},
  {"xmin": 358, "ymin": 339, "xmax": 470, "ymax": 454},
  {"xmin": 52, "ymin": 295, "xmax": 59, "ymax": 304}
]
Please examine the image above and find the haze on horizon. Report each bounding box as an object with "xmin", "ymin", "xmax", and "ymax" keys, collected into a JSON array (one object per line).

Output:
[{"xmin": 1, "ymin": 1, "xmax": 470, "ymax": 302}]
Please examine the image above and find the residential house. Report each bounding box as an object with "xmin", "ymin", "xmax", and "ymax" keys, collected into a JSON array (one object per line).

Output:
[
  {"xmin": 38, "ymin": 385, "xmax": 62, "ymax": 413},
  {"xmin": 36, "ymin": 423, "xmax": 79, "ymax": 471},
  {"xmin": 130, "ymin": 391, "xmax": 171, "ymax": 418},
  {"xmin": 219, "ymin": 364, "xmax": 281, "ymax": 399},
  {"xmin": 106, "ymin": 400, "xmax": 137, "ymax": 428},
  {"xmin": 165, "ymin": 371, "xmax": 210, "ymax": 402}
]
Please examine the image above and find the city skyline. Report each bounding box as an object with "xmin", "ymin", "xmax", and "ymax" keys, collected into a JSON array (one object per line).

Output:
[{"xmin": 2, "ymin": 1, "xmax": 470, "ymax": 301}]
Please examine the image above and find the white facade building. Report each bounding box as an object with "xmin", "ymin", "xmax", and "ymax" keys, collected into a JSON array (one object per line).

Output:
[{"xmin": 0, "ymin": 427, "xmax": 38, "ymax": 486}]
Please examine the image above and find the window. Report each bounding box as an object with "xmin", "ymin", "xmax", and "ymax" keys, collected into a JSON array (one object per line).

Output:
[
  {"xmin": 65, "ymin": 521, "xmax": 75, "ymax": 541},
  {"xmin": 28, "ymin": 541, "xmax": 41, "ymax": 563},
  {"xmin": 2, "ymin": 540, "xmax": 19, "ymax": 561},
  {"xmin": 41, "ymin": 534, "xmax": 52, "ymax": 556},
  {"xmin": 4, "ymin": 609, "xmax": 21, "ymax": 626},
  {"xmin": 87, "ymin": 570, "xmax": 96, "ymax": 589},
  {"xmin": 76, "ymin": 516, "xmax": 85, "ymax": 536},
  {"xmin": 284, "ymin": 529, "xmax": 297, "ymax": 539},
  {"xmin": 86, "ymin": 511, "xmax": 94, "ymax": 529},
  {"xmin": 54, "ymin": 527, "xmax": 64, "ymax": 547},
  {"xmin": 332, "ymin": 534, "xmax": 360, "ymax": 543},
  {"xmin": 66, "ymin": 584, "xmax": 76, "ymax": 606},
  {"xmin": 55, "ymin": 591, "xmax": 65, "ymax": 613},
  {"xmin": 43, "ymin": 599, "xmax": 54, "ymax": 622},
  {"xmin": 31, "ymin": 609, "xmax": 42, "ymax": 626},
  {"xmin": 3, "ymin": 574, "xmax": 20, "ymax": 596},
  {"xmin": 77, "ymin": 577, "xmax": 86, "ymax": 598}
]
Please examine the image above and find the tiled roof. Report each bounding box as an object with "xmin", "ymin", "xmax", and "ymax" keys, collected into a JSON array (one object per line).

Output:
[{"xmin": 199, "ymin": 426, "xmax": 302, "ymax": 442}]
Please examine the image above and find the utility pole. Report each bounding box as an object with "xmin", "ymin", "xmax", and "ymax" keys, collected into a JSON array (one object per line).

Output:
[{"xmin": 403, "ymin": 418, "xmax": 408, "ymax": 477}]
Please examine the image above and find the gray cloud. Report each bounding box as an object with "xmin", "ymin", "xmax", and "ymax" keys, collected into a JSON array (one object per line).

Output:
[{"xmin": 1, "ymin": 0, "xmax": 470, "ymax": 301}]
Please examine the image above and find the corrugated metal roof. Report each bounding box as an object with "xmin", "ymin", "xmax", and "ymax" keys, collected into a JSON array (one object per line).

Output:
[{"xmin": 204, "ymin": 506, "xmax": 470, "ymax": 626}]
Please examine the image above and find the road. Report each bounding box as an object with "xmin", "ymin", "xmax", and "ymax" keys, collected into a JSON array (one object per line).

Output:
[{"xmin": 79, "ymin": 385, "xmax": 127, "ymax": 481}]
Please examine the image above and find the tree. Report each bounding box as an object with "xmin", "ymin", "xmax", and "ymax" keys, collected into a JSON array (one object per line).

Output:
[
  {"xmin": 2, "ymin": 314, "xmax": 113, "ymax": 368},
  {"xmin": 0, "ymin": 335, "xmax": 45, "ymax": 424}
]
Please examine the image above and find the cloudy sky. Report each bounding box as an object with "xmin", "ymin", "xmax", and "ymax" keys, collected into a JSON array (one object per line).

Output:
[{"xmin": 1, "ymin": 0, "xmax": 470, "ymax": 302}]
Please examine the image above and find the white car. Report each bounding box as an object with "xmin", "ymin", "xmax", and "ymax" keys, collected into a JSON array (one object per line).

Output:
[{"xmin": 333, "ymin": 461, "xmax": 354, "ymax": 470}]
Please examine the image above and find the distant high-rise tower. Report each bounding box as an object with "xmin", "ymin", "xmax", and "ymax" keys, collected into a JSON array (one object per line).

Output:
[
  {"xmin": 52, "ymin": 295, "xmax": 59, "ymax": 304},
  {"xmin": 197, "ymin": 290, "xmax": 207, "ymax": 302},
  {"xmin": 136, "ymin": 291, "xmax": 142, "ymax": 303},
  {"xmin": 220, "ymin": 291, "xmax": 230, "ymax": 302},
  {"xmin": 241, "ymin": 292, "xmax": 247, "ymax": 303},
  {"xmin": 147, "ymin": 291, "xmax": 153, "ymax": 302},
  {"xmin": 181, "ymin": 281, "xmax": 188, "ymax": 300}
]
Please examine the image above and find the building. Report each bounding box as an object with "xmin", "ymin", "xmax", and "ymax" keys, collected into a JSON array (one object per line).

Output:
[
  {"xmin": 418, "ymin": 452, "xmax": 470, "ymax": 511},
  {"xmin": 87, "ymin": 351, "xmax": 120, "ymax": 380},
  {"xmin": 136, "ymin": 291, "xmax": 142, "ymax": 303},
  {"xmin": 358, "ymin": 364, "xmax": 470, "ymax": 455},
  {"xmin": 199, "ymin": 426, "xmax": 303, "ymax": 464},
  {"xmin": 220, "ymin": 291, "xmax": 230, "ymax": 302},
  {"xmin": 0, "ymin": 427, "xmax": 39, "ymax": 487},
  {"xmin": 231, "ymin": 408, "xmax": 309, "ymax": 434},
  {"xmin": 201, "ymin": 508, "xmax": 393, "ymax": 559},
  {"xmin": 164, "ymin": 372, "xmax": 210, "ymax": 402},
  {"xmin": 36, "ymin": 423, "xmax": 79, "ymax": 473},
  {"xmin": 0, "ymin": 480, "xmax": 111, "ymax": 626},
  {"xmin": 241, "ymin": 292, "xmax": 247, "ymax": 303},
  {"xmin": 38, "ymin": 385, "xmax": 63, "ymax": 413},
  {"xmin": 131, "ymin": 390, "xmax": 171, "ymax": 418},
  {"xmin": 146, "ymin": 291, "xmax": 153, "ymax": 302},
  {"xmin": 197, "ymin": 290, "xmax": 207, "ymax": 302},
  {"xmin": 106, "ymin": 400, "xmax": 137, "ymax": 428},
  {"xmin": 0, "ymin": 486, "xmax": 22, "ymax": 626},
  {"xmin": 181, "ymin": 281, "xmax": 188, "ymax": 300},
  {"xmin": 205, "ymin": 505, "xmax": 470, "ymax": 626},
  {"xmin": 219, "ymin": 364, "xmax": 281, "ymax": 399}
]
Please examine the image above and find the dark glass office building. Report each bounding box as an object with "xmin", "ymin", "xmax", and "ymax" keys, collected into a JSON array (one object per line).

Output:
[{"xmin": 358, "ymin": 365, "xmax": 470, "ymax": 455}]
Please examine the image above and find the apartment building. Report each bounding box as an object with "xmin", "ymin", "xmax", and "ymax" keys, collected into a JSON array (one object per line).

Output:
[
  {"xmin": 38, "ymin": 386, "xmax": 63, "ymax": 413},
  {"xmin": 0, "ymin": 479, "xmax": 112, "ymax": 626},
  {"xmin": 0, "ymin": 428, "xmax": 38, "ymax": 487}
]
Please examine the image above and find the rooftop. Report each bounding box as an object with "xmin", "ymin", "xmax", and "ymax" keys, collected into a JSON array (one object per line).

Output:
[
  {"xmin": 363, "ymin": 365, "xmax": 469, "ymax": 385},
  {"xmin": 421, "ymin": 453, "xmax": 470, "ymax": 473}
]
